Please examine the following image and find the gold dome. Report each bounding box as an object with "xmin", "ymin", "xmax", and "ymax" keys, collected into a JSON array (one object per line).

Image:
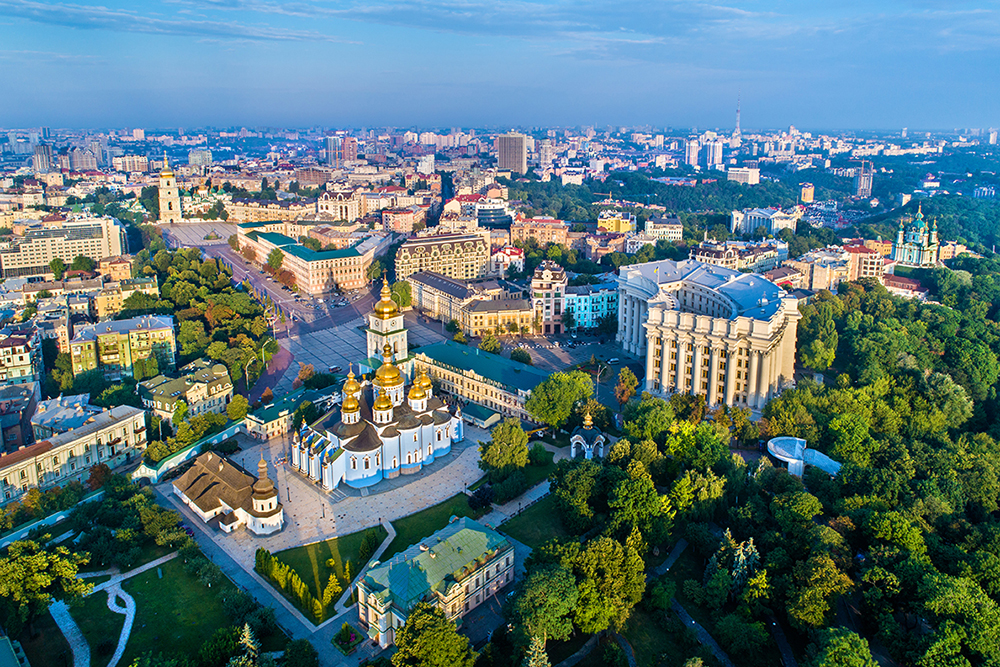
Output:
[
  {"xmin": 373, "ymin": 392, "xmax": 392, "ymax": 411},
  {"xmin": 159, "ymin": 154, "xmax": 174, "ymax": 179},
  {"xmin": 342, "ymin": 394, "xmax": 360, "ymax": 413},
  {"xmin": 416, "ymin": 368, "xmax": 432, "ymax": 391},
  {"xmin": 373, "ymin": 277, "xmax": 399, "ymax": 318},
  {"xmin": 343, "ymin": 365, "xmax": 361, "ymax": 396},
  {"xmin": 374, "ymin": 343, "xmax": 403, "ymax": 386},
  {"xmin": 408, "ymin": 384, "xmax": 427, "ymax": 401}
]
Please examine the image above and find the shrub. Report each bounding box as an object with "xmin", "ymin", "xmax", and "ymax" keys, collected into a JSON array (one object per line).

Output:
[
  {"xmin": 357, "ymin": 529, "xmax": 381, "ymax": 565},
  {"xmin": 528, "ymin": 443, "xmax": 550, "ymax": 467},
  {"xmin": 468, "ymin": 486, "xmax": 494, "ymax": 511},
  {"xmin": 491, "ymin": 471, "xmax": 529, "ymax": 504}
]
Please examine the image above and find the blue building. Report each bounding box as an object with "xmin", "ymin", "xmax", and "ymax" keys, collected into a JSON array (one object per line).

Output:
[{"xmin": 564, "ymin": 282, "xmax": 618, "ymax": 330}]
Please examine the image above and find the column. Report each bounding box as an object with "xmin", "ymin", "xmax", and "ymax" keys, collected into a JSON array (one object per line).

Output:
[
  {"xmin": 675, "ymin": 338, "xmax": 688, "ymax": 394},
  {"xmin": 633, "ymin": 299, "xmax": 642, "ymax": 352},
  {"xmin": 747, "ymin": 349, "xmax": 761, "ymax": 410},
  {"xmin": 760, "ymin": 348, "xmax": 774, "ymax": 405},
  {"xmin": 617, "ymin": 292, "xmax": 626, "ymax": 345},
  {"xmin": 690, "ymin": 342, "xmax": 704, "ymax": 397},
  {"xmin": 645, "ymin": 331, "xmax": 656, "ymax": 392},
  {"xmin": 724, "ymin": 344, "xmax": 738, "ymax": 406},
  {"xmin": 660, "ymin": 333, "xmax": 671, "ymax": 394},
  {"xmin": 708, "ymin": 346, "xmax": 721, "ymax": 407}
]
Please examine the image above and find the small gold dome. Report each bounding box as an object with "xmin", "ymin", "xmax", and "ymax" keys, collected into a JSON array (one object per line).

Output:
[
  {"xmin": 416, "ymin": 368, "xmax": 432, "ymax": 391},
  {"xmin": 342, "ymin": 394, "xmax": 360, "ymax": 413},
  {"xmin": 159, "ymin": 154, "xmax": 174, "ymax": 179},
  {"xmin": 408, "ymin": 384, "xmax": 427, "ymax": 401},
  {"xmin": 374, "ymin": 343, "xmax": 403, "ymax": 386},
  {"xmin": 373, "ymin": 277, "xmax": 399, "ymax": 318},
  {"xmin": 373, "ymin": 392, "xmax": 392, "ymax": 411},
  {"xmin": 343, "ymin": 365, "xmax": 361, "ymax": 396}
]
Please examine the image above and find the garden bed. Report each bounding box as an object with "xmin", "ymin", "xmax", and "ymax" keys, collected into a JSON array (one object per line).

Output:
[{"xmin": 331, "ymin": 622, "xmax": 365, "ymax": 655}]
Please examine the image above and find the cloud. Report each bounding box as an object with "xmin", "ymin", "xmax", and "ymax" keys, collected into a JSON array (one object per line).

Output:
[
  {"xmin": 0, "ymin": 48, "xmax": 105, "ymax": 63},
  {"xmin": 0, "ymin": 0, "xmax": 356, "ymax": 42}
]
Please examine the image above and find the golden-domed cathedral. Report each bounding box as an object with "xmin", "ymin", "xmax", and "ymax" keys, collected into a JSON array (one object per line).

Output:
[{"xmin": 289, "ymin": 281, "xmax": 463, "ymax": 490}]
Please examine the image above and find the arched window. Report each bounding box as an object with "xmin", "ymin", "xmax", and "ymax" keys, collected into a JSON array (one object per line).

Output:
[
  {"xmin": 376, "ymin": 453, "xmax": 380, "ymax": 466},
  {"xmin": 351, "ymin": 457, "xmax": 357, "ymax": 470},
  {"xmin": 437, "ymin": 431, "xmax": 442, "ymax": 441},
  {"xmin": 392, "ymin": 456, "xmax": 397, "ymax": 468},
  {"xmin": 364, "ymin": 457, "xmax": 370, "ymax": 470},
  {"xmin": 407, "ymin": 453, "xmax": 412, "ymax": 465},
  {"xmin": 427, "ymin": 445, "xmax": 432, "ymax": 457}
]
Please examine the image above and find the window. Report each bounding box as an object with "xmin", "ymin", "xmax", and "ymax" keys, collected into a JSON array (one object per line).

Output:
[{"xmin": 351, "ymin": 457, "xmax": 357, "ymax": 470}]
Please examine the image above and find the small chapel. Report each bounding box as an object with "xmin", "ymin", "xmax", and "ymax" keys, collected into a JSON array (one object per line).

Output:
[
  {"xmin": 890, "ymin": 204, "xmax": 939, "ymax": 267},
  {"xmin": 289, "ymin": 279, "xmax": 463, "ymax": 489}
]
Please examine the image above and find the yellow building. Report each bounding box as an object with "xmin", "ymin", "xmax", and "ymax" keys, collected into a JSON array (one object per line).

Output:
[
  {"xmin": 93, "ymin": 276, "xmax": 160, "ymax": 319},
  {"xmin": 597, "ymin": 210, "xmax": 636, "ymax": 234},
  {"xmin": 395, "ymin": 232, "xmax": 490, "ymax": 282}
]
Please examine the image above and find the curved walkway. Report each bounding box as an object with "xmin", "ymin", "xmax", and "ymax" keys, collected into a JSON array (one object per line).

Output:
[
  {"xmin": 105, "ymin": 583, "xmax": 136, "ymax": 667},
  {"xmin": 49, "ymin": 601, "xmax": 90, "ymax": 667},
  {"xmin": 671, "ymin": 601, "xmax": 735, "ymax": 667},
  {"xmin": 612, "ymin": 631, "xmax": 637, "ymax": 667}
]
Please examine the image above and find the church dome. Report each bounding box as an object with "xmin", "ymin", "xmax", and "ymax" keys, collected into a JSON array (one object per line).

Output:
[
  {"xmin": 252, "ymin": 456, "xmax": 276, "ymax": 498},
  {"xmin": 373, "ymin": 278, "xmax": 399, "ymax": 318},
  {"xmin": 373, "ymin": 392, "xmax": 393, "ymax": 412},
  {"xmin": 416, "ymin": 368, "xmax": 432, "ymax": 391},
  {"xmin": 408, "ymin": 384, "xmax": 427, "ymax": 401},
  {"xmin": 159, "ymin": 155, "xmax": 174, "ymax": 179},
  {"xmin": 342, "ymin": 394, "xmax": 360, "ymax": 413},
  {"xmin": 374, "ymin": 343, "xmax": 403, "ymax": 386},
  {"xmin": 343, "ymin": 366, "xmax": 361, "ymax": 396}
]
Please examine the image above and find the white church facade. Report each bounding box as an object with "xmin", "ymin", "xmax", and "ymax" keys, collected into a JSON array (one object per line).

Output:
[{"xmin": 289, "ymin": 279, "xmax": 464, "ymax": 489}]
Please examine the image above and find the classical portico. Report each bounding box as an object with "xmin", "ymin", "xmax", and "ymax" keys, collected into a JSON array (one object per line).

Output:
[{"xmin": 621, "ymin": 259, "xmax": 799, "ymax": 411}]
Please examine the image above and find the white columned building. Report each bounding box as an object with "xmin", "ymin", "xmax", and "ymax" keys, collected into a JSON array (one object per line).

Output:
[{"xmin": 617, "ymin": 259, "xmax": 799, "ymax": 412}]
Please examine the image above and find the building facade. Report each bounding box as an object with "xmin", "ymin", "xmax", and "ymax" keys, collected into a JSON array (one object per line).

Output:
[
  {"xmin": 226, "ymin": 198, "xmax": 318, "ymax": 223},
  {"xmin": 510, "ymin": 217, "xmax": 568, "ymax": 246},
  {"xmin": 617, "ymin": 259, "xmax": 799, "ymax": 411},
  {"xmin": 564, "ymin": 282, "xmax": 618, "ymax": 330},
  {"xmin": 93, "ymin": 277, "xmax": 160, "ymax": 319},
  {"xmin": 0, "ymin": 405, "xmax": 146, "ymax": 504},
  {"xmin": 730, "ymin": 207, "xmax": 802, "ymax": 236},
  {"xmin": 173, "ymin": 452, "xmax": 284, "ymax": 535},
  {"xmin": 139, "ymin": 359, "xmax": 233, "ymax": 425},
  {"xmin": 531, "ymin": 260, "xmax": 567, "ymax": 334},
  {"xmin": 0, "ymin": 216, "xmax": 128, "ymax": 279},
  {"xmin": 645, "ymin": 216, "xmax": 684, "ymax": 242},
  {"xmin": 0, "ymin": 327, "xmax": 43, "ymax": 386},
  {"xmin": 395, "ymin": 233, "xmax": 490, "ymax": 282},
  {"xmin": 237, "ymin": 225, "xmax": 370, "ymax": 294},
  {"xmin": 692, "ymin": 240, "xmax": 788, "ymax": 273},
  {"xmin": 357, "ymin": 517, "xmax": 514, "ymax": 649},
  {"xmin": 497, "ymin": 133, "xmax": 527, "ymax": 174},
  {"xmin": 69, "ymin": 315, "xmax": 177, "ymax": 380},
  {"xmin": 891, "ymin": 206, "xmax": 939, "ymax": 267}
]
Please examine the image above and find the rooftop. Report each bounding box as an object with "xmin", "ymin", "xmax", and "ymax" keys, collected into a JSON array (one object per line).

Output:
[
  {"xmin": 418, "ymin": 341, "xmax": 548, "ymax": 393},
  {"xmin": 71, "ymin": 315, "xmax": 175, "ymax": 343}
]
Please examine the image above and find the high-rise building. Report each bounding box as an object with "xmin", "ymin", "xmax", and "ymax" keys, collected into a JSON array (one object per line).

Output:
[
  {"xmin": 800, "ymin": 183, "xmax": 815, "ymax": 203},
  {"xmin": 417, "ymin": 154, "xmax": 435, "ymax": 175},
  {"xmin": 132, "ymin": 128, "xmax": 145, "ymax": 141},
  {"xmin": 188, "ymin": 148, "xmax": 213, "ymax": 167},
  {"xmin": 539, "ymin": 139, "xmax": 554, "ymax": 169},
  {"xmin": 685, "ymin": 140, "xmax": 700, "ymax": 167},
  {"xmin": 854, "ymin": 160, "xmax": 874, "ymax": 198},
  {"xmin": 32, "ymin": 144, "xmax": 52, "ymax": 173},
  {"xmin": 158, "ymin": 157, "xmax": 182, "ymax": 223},
  {"xmin": 989, "ymin": 129, "xmax": 998, "ymax": 145},
  {"xmin": 326, "ymin": 136, "xmax": 343, "ymax": 167},
  {"xmin": 0, "ymin": 216, "xmax": 128, "ymax": 278},
  {"xmin": 706, "ymin": 140, "xmax": 724, "ymax": 168},
  {"xmin": 497, "ymin": 133, "xmax": 528, "ymax": 174}
]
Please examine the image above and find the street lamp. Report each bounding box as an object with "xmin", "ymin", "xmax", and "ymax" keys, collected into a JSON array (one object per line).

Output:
[{"xmin": 244, "ymin": 357, "xmax": 257, "ymax": 394}]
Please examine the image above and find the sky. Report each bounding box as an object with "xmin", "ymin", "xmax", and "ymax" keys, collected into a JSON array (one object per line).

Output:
[{"xmin": 0, "ymin": 0, "xmax": 998, "ymax": 130}]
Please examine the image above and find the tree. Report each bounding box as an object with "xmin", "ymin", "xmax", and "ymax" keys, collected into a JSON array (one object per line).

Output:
[
  {"xmin": 87, "ymin": 463, "xmax": 112, "ymax": 490},
  {"xmin": 608, "ymin": 460, "xmax": 672, "ymax": 543},
  {"xmin": 787, "ymin": 553, "xmax": 853, "ymax": 631},
  {"xmin": 261, "ymin": 388, "xmax": 274, "ymax": 403},
  {"xmin": 390, "ymin": 281, "xmax": 412, "ymax": 308},
  {"xmin": 525, "ymin": 371, "xmax": 594, "ymax": 429},
  {"xmin": 391, "ymin": 603, "xmax": 476, "ymax": 667},
  {"xmin": 480, "ymin": 419, "xmax": 529, "ymax": 478},
  {"xmin": 561, "ymin": 309, "xmax": 576, "ymax": 331},
  {"xmin": 0, "ymin": 540, "xmax": 91, "ymax": 635},
  {"xmin": 479, "ymin": 332, "xmax": 502, "ymax": 354},
  {"xmin": 573, "ymin": 536, "xmax": 646, "ymax": 634},
  {"xmin": 523, "ymin": 635, "xmax": 551, "ymax": 667},
  {"xmin": 70, "ymin": 255, "xmax": 96, "ymax": 272},
  {"xmin": 807, "ymin": 628, "xmax": 878, "ymax": 667},
  {"xmin": 445, "ymin": 319, "xmax": 460, "ymax": 333},
  {"xmin": 283, "ymin": 640, "xmax": 318, "ymax": 667},
  {"xmin": 596, "ymin": 313, "xmax": 617, "ymax": 336},
  {"xmin": 509, "ymin": 565, "xmax": 579, "ymax": 644},
  {"xmin": 614, "ymin": 368, "xmax": 639, "ymax": 408},
  {"xmin": 172, "ymin": 400, "xmax": 189, "ymax": 425},
  {"xmin": 453, "ymin": 331, "xmax": 467, "ymax": 345},
  {"xmin": 49, "ymin": 257, "xmax": 66, "ymax": 280},
  {"xmin": 266, "ymin": 249, "xmax": 284, "ymax": 272},
  {"xmin": 227, "ymin": 395, "xmax": 250, "ymax": 422},
  {"xmin": 510, "ymin": 347, "xmax": 533, "ymax": 365}
]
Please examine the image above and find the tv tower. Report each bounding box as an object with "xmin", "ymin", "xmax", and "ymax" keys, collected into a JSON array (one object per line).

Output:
[{"xmin": 731, "ymin": 94, "xmax": 742, "ymax": 148}]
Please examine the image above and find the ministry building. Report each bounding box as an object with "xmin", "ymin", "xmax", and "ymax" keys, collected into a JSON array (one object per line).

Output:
[{"xmin": 618, "ymin": 259, "xmax": 799, "ymax": 411}]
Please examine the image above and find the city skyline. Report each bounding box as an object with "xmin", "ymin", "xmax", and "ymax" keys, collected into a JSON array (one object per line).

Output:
[{"xmin": 0, "ymin": 0, "xmax": 997, "ymax": 129}]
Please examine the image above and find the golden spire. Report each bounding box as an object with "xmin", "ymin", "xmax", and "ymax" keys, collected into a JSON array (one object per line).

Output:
[
  {"xmin": 373, "ymin": 275, "xmax": 399, "ymax": 318},
  {"xmin": 343, "ymin": 363, "xmax": 361, "ymax": 396},
  {"xmin": 583, "ymin": 410, "xmax": 593, "ymax": 429}
]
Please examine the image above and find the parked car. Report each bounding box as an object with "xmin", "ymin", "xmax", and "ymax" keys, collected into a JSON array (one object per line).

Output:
[{"xmin": 329, "ymin": 365, "xmax": 343, "ymax": 373}]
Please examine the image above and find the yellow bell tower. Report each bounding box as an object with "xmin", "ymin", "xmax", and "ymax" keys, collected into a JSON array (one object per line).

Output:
[{"xmin": 158, "ymin": 153, "xmax": 182, "ymax": 224}]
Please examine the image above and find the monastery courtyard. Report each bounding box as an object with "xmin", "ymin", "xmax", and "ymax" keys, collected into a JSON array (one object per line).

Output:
[{"xmin": 159, "ymin": 422, "xmax": 493, "ymax": 574}]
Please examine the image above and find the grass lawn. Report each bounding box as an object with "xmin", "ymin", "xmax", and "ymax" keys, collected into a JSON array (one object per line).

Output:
[
  {"xmin": 522, "ymin": 450, "xmax": 556, "ymax": 487},
  {"xmin": 381, "ymin": 494, "xmax": 486, "ymax": 561},
  {"xmin": 501, "ymin": 496, "xmax": 570, "ymax": 548},
  {"xmin": 69, "ymin": 590, "xmax": 125, "ymax": 667},
  {"xmin": 538, "ymin": 433, "xmax": 571, "ymax": 449},
  {"xmin": 121, "ymin": 557, "xmax": 285, "ymax": 666},
  {"xmin": 16, "ymin": 610, "xmax": 71, "ymax": 667},
  {"xmin": 275, "ymin": 524, "xmax": 388, "ymax": 601}
]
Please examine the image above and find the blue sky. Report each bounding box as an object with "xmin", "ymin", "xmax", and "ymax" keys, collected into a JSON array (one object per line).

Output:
[{"xmin": 0, "ymin": 0, "xmax": 997, "ymax": 130}]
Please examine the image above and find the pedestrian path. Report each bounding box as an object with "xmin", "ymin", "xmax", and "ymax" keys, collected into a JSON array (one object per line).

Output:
[
  {"xmin": 650, "ymin": 538, "xmax": 689, "ymax": 579},
  {"xmin": 480, "ymin": 480, "xmax": 551, "ymax": 528},
  {"xmin": 331, "ymin": 521, "xmax": 397, "ymax": 616},
  {"xmin": 671, "ymin": 600, "xmax": 735, "ymax": 667},
  {"xmin": 91, "ymin": 552, "xmax": 179, "ymax": 593},
  {"xmin": 104, "ymin": 582, "xmax": 136, "ymax": 667},
  {"xmin": 49, "ymin": 601, "xmax": 90, "ymax": 667}
]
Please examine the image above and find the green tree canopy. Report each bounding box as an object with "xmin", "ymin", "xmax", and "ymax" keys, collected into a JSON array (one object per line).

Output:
[
  {"xmin": 526, "ymin": 370, "xmax": 594, "ymax": 429},
  {"xmin": 0, "ymin": 540, "xmax": 91, "ymax": 635},
  {"xmin": 479, "ymin": 332, "xmax": 502, "ymax": 354},
  {"xmin": 508, "ymin": 564, "xmax": 579, "ymax": 644},
  {"xmin": 391, "ymin": 603, "xmax": 476, "ymax": 667},
  {"xmin": 480, "ymin": 418, "xmax": 529, "ymax": 479},
  {"xmin": 266, "ymin": 249, "xmax": 284, "ymax": 272}
]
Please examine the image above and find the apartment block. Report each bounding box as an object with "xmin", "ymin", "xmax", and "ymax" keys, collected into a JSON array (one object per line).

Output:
[
  {"xmin": 70, "ymin": 315, "xmax": 177, "ymax": 380},
  {"xmin": 139, "ymin": 358, "xmax": 233, "ymax": 425},
  {"xmin": 0, "ymin": 216, "xmax": 127, "ymax": 279},
  {"xmin": 395, "ymin": 232, "xmax": 490, "ymax": 282}
]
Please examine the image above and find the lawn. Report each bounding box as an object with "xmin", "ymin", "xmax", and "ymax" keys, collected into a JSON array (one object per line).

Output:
[
  {"xmin": 275, "ymin": 524, "xmax": 388, "ymax": 601},
  {"xmin": 121, "ymin": 557, "xmax": 285, "ymax": 666},
  {"xmin": 69, "ymin": 589, "xmax": 125, "ymax": 667},
  {"xmin": 621, "ymin": 607, "xmax": 687, "ymax": 667},
  {"xmin": 16, "ymin": 610, "xmax": 71, "ymax": 667},
  {"xmin": 380, "ymin": 494, "xmax": 487, "ymax": 560},
  {"xmin": 469, "ymin": 451, "xmax": 555, "ymax": 495},
  {"xmin": 501, "ymin": 495, "xmax": 570, "ymax": 548}
]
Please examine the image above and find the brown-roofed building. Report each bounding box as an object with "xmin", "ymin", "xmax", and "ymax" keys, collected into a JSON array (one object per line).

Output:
[{"xmin": 173, "ymin": 451, "xmax": 284, "ymax": 535}]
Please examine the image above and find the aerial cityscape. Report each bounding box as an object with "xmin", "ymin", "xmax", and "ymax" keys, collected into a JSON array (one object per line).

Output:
[{"xmin": 2, "ymin": 3, "xmax": 1000, "ymax": 667}]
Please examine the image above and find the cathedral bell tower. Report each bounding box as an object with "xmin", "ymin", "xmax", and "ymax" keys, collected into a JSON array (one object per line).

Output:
[{"xmin": 158, "ymin": 154, "xmax": 182, "ymax": 224}]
